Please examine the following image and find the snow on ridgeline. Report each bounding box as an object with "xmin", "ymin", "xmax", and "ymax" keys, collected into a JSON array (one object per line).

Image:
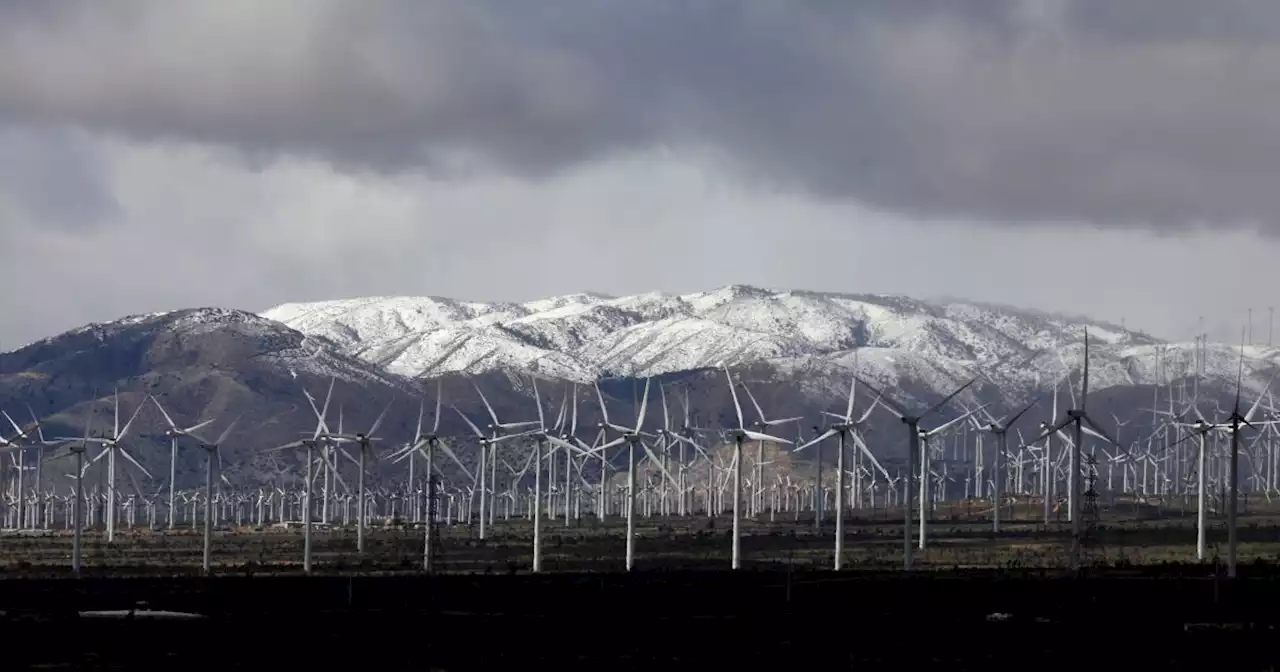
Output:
[{"xmin": 258, "ymin": 285, "xmax": 1278, "ymax": 393}]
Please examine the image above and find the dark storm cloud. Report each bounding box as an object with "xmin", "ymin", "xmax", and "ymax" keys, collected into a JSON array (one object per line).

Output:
[{"xmin": 4, "ymin": 0, "xmax": 1280, "ymax": 230}]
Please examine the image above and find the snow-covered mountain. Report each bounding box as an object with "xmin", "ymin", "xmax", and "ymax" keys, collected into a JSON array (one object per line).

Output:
[{"xmin": 262, "ymin": 285, "xmax": 1280, "ymax": 400}]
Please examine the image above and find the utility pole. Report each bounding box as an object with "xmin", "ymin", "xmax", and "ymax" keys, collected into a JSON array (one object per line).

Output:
[{"xmin": 425, "ymin": 475, "xmax": 440, "ymax": 573}]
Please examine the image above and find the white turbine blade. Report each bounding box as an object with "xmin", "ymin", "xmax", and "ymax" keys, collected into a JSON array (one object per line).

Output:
[
  {"xmin": 183, "ymin": 419, "xmax": 215, "ymax": 435},
  {"xmin": 149, "ymin": 396, "xmax": 178, "ymax": 430},
  {"xmin": 472, "ymin": 382, "xmax": 501, "ymax": 427},
  {"xmin": 724, "ymin": 366, "xmax": 745, "ymax": 428},
  {"xmin": 590, "ymin": 436, "xmax": 628, "ymax": 455},
  {"xmin": 118, "ymin": 448, "xmax": 154, "ymax": 480},
  {"xmin": 434, "ymin": 438, "xmax": 475, "ymax": 484},
  {"xmin": 498, "ymin": 420, "xmax": 539, "ymax": 430},
  {"xmin": 1080, "ymin": 413, "xmax": 1120, "ymax": 446},
  {"xmin": 594, "ymin": 381, "xmax": 612, "ymax": 426},
  {"xmin": 763, "ymin": 416, "xmax": 803, "ymax": 427},
  {"xmin": 265, "ymin": 439, "xmax": 308, "ymax": 453},
  {"xmin": 856, "ymin": 395, "xmax": 882, "ymax": 424},
  {"xmin": 432, "ymin": 379, "xmax": 443, "ymax": 435},
  {"xmin": 368, "ymin": 400, "xmax": 393, "ymax": 437},
  {"xmin": 0, "ymin": 410, "xmax": 22, "ymax": 436},
  {"xmin": 116, "ymin": 401, "xmax": 146, "ymax": 441},
  {"xmin": 213, "ymin": 417, "xmax": 240, "ymax": 446},
  {"xmin": 452, "ymin": 406, "xmax": 486, "ymax": 439},
  {"xmin": 634, "ymin": 377, "xmax": 651, "ymax": 433},
  {"xmin": 491, "ymin": 429, "xmax": 538, "ymax": 444},
  {"xmin": 850, "ymin": 432, "xmax": 891, "ymax": 480},
  {"xmin": 1245, "ymin": 370, "xmax": 1280, "ymax": 423},
  {"xmin": 795, "ymin": 428, "xmax": 838, "ymax": 452},
  {"xmin": 741, "ymin": 383, "xmax": 767, "ymax": 424},
  {"xmin": 640, "ymin": 441, "xmax": 678, "ymax": 488},
  {"xmin": 927, "ymin": 403, "xmax": 991, "ymax": 437},
  {"xmin": 845, "ymin": 364, "xmax": 858, "ymax": 421},
  {"xmin": 546, "ymin": 434, "xmax": 590, "ymax": 457},
  {"xmin": 922, "ymin": 378, "xmax": 978, "ymax": 419},
  {"xmin": 743, "ymin": 429, "xmax": 791, "ymax": 445},
  {"xmin": 671, "ymin": 434, "xmax": 713, "ymax": 463},
  {"xmin": 852, "ymin": 376, "xmax": 908, "ymax": 418},
  {"xmin": 532, "ymin": 376, "xmax": 546, "ymax": 429},
  {"xmin": 388, "ymin": 443, "xmax": 416, "ymax": 462},
  {"xmin": 660, "ymin": 383, "xmax": 671, "ymax": 431},
  {"xmin": 414, "ymin": 399, "xmax": 425, "ymax": 442},
  {"xmin": 113, "ymin": 389, "xmax": 120, "ymax": 437}
]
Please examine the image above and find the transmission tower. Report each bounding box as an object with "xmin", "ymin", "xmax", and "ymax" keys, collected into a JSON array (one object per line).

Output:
[
  {"xmin": 426, "ymin": 475, "xmax": 442, "ymax": 573},
  {"xmin": 1080, "ymin": 453, "xmax": 1103, "ymax": 566}
]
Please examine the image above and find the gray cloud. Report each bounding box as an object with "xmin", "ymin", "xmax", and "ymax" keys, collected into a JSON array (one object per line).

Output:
[
  {"xmin": 4, "ymin": 1, "xmax": 1280, "ymax": 230},
  {"xmin": 0, "ymin": 126, "xmax": 119, "ymax": 231}
]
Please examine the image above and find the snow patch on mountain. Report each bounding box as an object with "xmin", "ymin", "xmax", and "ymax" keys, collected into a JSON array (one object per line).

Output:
[{"xmin": 260, "ymin": 286, "xmax": 1280, "ymax": 398}]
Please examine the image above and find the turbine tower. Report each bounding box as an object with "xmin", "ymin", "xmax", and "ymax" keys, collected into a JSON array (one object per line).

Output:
[
  {"xmin": 796, "ymin": 367, "xmax": 881, "ymax": 570},
  {"xmin": 970, "ymin": 396, "xmax": 1039, "ymax": 532},
  {"xmin": 853, "ymin": 375, "xmax": 977, "ymax": 570},
  {"xmin": 189, "ymin": 418, "xmax": 240, "ymax": 575},
  {"xmin": 720, "ymin": 366, "xmax": 790, "ymax": 570},
  {"xmin": 1030, "ymin": 330, "xmax": 1119, "ymax": 573},
  {"xmin": 149, "ymin": 396, "xmax": 214, "ymax": 529}
]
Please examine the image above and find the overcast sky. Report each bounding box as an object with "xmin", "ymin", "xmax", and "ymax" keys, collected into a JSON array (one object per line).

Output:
[{"xmin": 2, "ymin": 0, "xmax": 1279, "ymax": 349}]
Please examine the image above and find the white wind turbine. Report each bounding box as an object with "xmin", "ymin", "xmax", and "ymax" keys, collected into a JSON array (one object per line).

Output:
[
  {"xmin": 331, "ymin": 401, "xmax": 392, "ymax": 556},
  {"xmin": 453, "ymin": 403, "xmax": 537, "ymax": 531},
  {"xmin": 389, "ymin": 384, "xmax": 474, "ymax": 571},
  {"xmin": 720, "ymin": 366, "xmax": 791, "ymax": 570},
  {"xmin": 738, "ymin": 381, "xmax": 802, "ymax": 518},
  {"xmin": 852, "ymin": 374, "xmax": 977, "ymax": 570},
  {"xmin": 914, "ymin": 403, "xmax": 989, "ymax": 550},
  {"xmin": 1168, "ymin": 337, "xmax": 1277, "ymax": 574},
  {"xmin": 1028, "ymin": 330, "xmax": 1119, "ymax": 573},
  {"xmin": 471, "ymin": 382, "xmax": 539, "ymax": 538},
  {"xmin": 267, "ymin": 379, "xmax": 347, "ymax": 573},
  {"xmin": 969, "ymin": 396, "xmax": 1039, "ymax": 532},
  {"xmin": 796, "ymin": 368, "xmax": 882, "ymax": 570},
  {"xmin": 149, "ymin": 396, "xmax": 214, "ymax": 530},
  {"xmin": 526, "ymin": 377, "xmax": 590, "ymax": 572},
  {"xmin": 69, "ymin": 391, "xmax": 149, "ymax": 544},
  {"xmin": 591, "ymin": 377, "xmax": 676, "ymax": 571},
  {"xmin": 188, "ymin": 417, "xmax": 240, "ymax": 575},
  {"xmin": 1, "ymin": 406, "xmax": 59, "ymax": 529}
]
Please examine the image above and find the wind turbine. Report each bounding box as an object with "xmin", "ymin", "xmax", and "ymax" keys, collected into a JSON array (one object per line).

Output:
[
  {"xmin": 471, "ymin": 382, "xmax": 539, "ymax": 538},
  {"xmin": 852, "ymin": 374, "xmax": 978, "ymax": 570},
  {"xmin": 67, "ymin": 391, "xmax": 148, "ymax": 544},
  {"xmin": 453, "ymin": 404, "xmax": 537, "ymax": 532},
  {"xmin": 739, "ymin": 381, "xmax": 802, "ymax": 518},
  {"xmin": 267, "ymin": 379, "xmax": 347, "ymax": 573},
  {"xmin": 720, "ymin": 366, "xmax": 791, "ymax": 570},
  {"xmin": 389, "ymin": 382, "xmax": 473, "ymax": 571},
  {"xmin": 1029, "ymin": 330, "xmax": 1119, "ymax": 573},
  {"xmin": 0, "ymin": 406, "xmax": 59, "ymax": 529},
  {"xmin": 526, "ymin": 377, "xmax": 590, "ymax": 572},
  {"xmin": 593, "ymin": 378, "xmax": 662, "ymax": 571},
  {"xmin": 796, "ymin": 367, "xmax": 881, "ymax": 570},
  {"xmin": 1171, "ymin": 334, "xmax": 1277, "ymax": 575},
  {"xmin": 188, "ymin": 417, "xmax": 240, "ymax": 575},
  {"xmin": 915, "ymin": 403, "xmax": 990, "ymax": 550},
  {"xmin": 970, "ymin": 396, "xmax": 1039, "ymax": 532},
  {"xmin": 331, "ymin": 401, "xmax": 392, "ymax": 556},
  {"xmin": 149, "ymin": 396, "xmax": 214, "ymax": 530}
]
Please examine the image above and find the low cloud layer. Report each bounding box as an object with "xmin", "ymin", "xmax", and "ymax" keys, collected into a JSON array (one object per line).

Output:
[{"xmin": 5, "ymin": 1, "xmax": 1280, "ymax": 231}]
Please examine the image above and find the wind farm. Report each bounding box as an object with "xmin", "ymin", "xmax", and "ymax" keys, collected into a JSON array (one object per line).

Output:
[{"xmin": 3, "ymin": 290, "xmax": 1280, "ymax": 581}]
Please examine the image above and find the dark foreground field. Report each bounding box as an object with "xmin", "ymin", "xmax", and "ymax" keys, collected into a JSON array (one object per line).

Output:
[{"xmin": 3, "ymin": 569, "xmax": 1280, "ymax": 668}]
